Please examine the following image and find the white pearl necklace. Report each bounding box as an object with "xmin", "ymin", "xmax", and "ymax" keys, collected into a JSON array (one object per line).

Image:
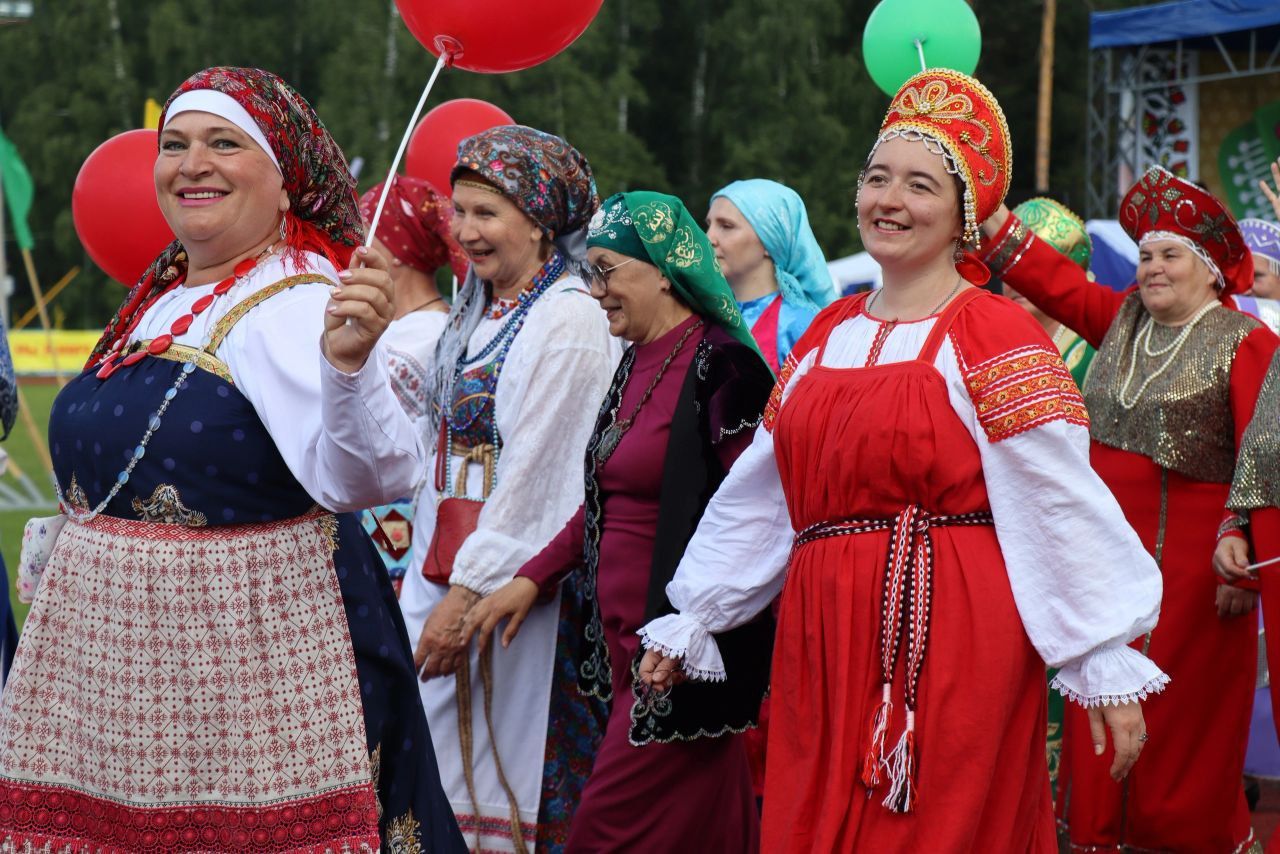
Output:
[{"xmin": 1117, "ymin": 299, "xmax": 1218, "ymax": 410}]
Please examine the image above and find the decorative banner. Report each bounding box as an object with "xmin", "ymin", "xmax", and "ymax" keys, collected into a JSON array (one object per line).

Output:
[
  {"xmin": 9, "ymin": 330, "xmax": 99, "ymax": 376},
  {"xmin": 1117, "ymin": 49, "xmax": 1198, "ymax": 194},
  {"xmin": 1217, "ymin": 119, "xmax": 1274, "ymax": 219}
]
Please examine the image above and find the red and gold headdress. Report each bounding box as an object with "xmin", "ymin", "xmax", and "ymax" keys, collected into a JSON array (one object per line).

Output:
[
  {"xmin": 872, "ymin": 69, "xmax": 1012, "ymax": 251},
  {"xmin": 1119, "ymin": 166, "xmax": 1250, "ymax": 296}
]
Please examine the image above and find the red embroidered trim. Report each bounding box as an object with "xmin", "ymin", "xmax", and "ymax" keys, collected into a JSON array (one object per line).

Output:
[
  {"xmin": 78, "ymin": 508, "xmax": 328, "ymax": 540},
  {"xmin": 0, "ymin": 780, "xmax": 379, "ymax": 853},
  {"xmin": 964, "ymin": 344, "xmax": 1089, "ymax": 442},
  {"xmin": 865, "ymin": 321, "xmax": 896, "ymax": 368},
  {"xmin": 763, "ymin": 352, "xmax": 800, "ymax": 433}
]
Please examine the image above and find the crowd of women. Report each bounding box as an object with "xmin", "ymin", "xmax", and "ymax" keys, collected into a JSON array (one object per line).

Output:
[{"xmin": 0, "ymin": 58, "xmax": 1275, "ymax": 853}]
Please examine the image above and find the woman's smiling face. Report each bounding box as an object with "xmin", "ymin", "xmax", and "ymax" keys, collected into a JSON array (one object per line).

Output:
[
  {"xmin": 856, "ymin": 135, "xmax": 962, "ymax": 271},
  {"xmin": 154, "ymin": 110, "xmax": 286, "ymax": 262}
]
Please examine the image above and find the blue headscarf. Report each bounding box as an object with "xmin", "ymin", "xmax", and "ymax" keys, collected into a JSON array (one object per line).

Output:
[{"xmin": 711, "ymin": 179, "xmax": 837, "ymax": 311}]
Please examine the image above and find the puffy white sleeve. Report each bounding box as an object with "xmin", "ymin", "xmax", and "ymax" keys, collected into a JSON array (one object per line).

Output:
[
  {"xmin": 449, "ymin": 288, "xmax": 620, "ymax": 596},
  {"xmin": 636, "ymin": 352, "xmax": 814, "ymax": 680},
  {"xmin": 939, "ymin": 339, "xmax": 1169, "ymax": 707},
  {"xmin": 223, "ymin": 283, "xmax": 426, "ymax": 512}
]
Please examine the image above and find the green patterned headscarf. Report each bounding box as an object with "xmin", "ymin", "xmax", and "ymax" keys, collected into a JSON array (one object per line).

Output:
[{"xmin": 587, "ymin": 191, "xmax": 761, "ymax": 357}]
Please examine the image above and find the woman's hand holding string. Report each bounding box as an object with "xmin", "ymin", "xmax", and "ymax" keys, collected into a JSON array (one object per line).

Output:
[
  {"xmin": 1087, "ymin": 701, "xmax": 1147, "ymax": 782},
  {"xmin": 323, "ymin": 244, "xmax": 396, "ymax": 373},
  {"xmin": 460, "ymin": 577, "xmax": 539, "ymax": 653},
  {"xmin": 1213, "ymin": 536, "xmax": 1255, "ymax": 584},
  {"xmin": 414, "ymin": 585, "xmax": 481, "ymax": 681}
]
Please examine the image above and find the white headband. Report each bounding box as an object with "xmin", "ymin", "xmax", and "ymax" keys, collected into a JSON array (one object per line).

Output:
[
  {"xmin": 1139, "ymin": 230, "xmax": 1225, "ymax": 291},
  {"xmin": 162, "ymin": 90, "xmax": 282, "ymax": 174}
]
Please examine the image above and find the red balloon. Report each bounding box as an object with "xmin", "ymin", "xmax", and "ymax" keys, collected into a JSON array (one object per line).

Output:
[
  {"xmin": 396, "ymin": 0, "xmax": 604, "ymax": 74},
  {"xmin": 404, "ymin": 99, "xmax": 515, "ymax": 194},
  {"xmin": 72, "ymin": 129, "xmax": 174, "ymax": 287}
]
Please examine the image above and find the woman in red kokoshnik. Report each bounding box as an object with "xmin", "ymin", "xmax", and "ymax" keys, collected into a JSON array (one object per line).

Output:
[
  {"xmin": 638, "ymin": 69, "xmax": 1166, "ymax": 851},
  {"xmin": 983, "ymin": 165, "xmax": 1280, "ymax": 851}
]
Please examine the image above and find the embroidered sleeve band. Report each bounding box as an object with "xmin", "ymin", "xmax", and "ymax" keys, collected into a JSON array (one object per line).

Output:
[{"xmin": 963, "ymin": 344, "xmax": 1089, "ymax": 442}]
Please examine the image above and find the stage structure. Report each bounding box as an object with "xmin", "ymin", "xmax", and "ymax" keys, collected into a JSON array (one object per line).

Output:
[{"xmin": 1086, "ymin": 0, "xmax": 1280, "ymax": 219}]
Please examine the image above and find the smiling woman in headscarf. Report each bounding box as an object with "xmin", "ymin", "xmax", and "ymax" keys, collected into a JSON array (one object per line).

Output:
[
  {"xmin": 459, "ymin": 191, "xmax": 774, "ymax": 851},
  {"xmin": 397, "ymin": 125, "xmax": 620, "ymax": 853},
  {"xmin": 707, "ymin": 178, "xmax": 838, "ymax": 372},
  {"xmin": 0, "ymin": 66, "xmax": 464, "ymax": 852}
]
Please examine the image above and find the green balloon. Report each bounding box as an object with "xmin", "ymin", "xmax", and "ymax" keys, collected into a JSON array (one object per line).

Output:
[{"xmin": 862, "ymin": 0, "xmax": 982, "ymax": 98}]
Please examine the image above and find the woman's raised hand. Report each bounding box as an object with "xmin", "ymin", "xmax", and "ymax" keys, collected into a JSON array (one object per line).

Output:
[
  {"xmin": 1258, "ymin": 157, "xmax": 1280, "ymax": 222},
  {"xmin": 638, "ymin": 649, "xmax": 687, "ymax": 689},
  {"xmin": 461, "ymin": 577, "xmax": 540, "ymax": 653},
  {"xmin": 323, "ymin": 244, "xmax": 396, "ymax": 373}
]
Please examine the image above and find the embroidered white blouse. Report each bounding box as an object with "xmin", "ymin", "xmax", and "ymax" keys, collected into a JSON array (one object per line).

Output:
[
  {"xmin": 383, "ymin": 309, "xmax": 449, "ymax": 429},
  {"xmin": 638, "ymin": 306, "xmax": 1169, "ymax": 708},
  {"xmin": 408, "ymin": 278, "xmax": 622, "ymax": 597},
  {"xmin": 127, "ymin": 252, "xmax": 424, "ymax": 513}
]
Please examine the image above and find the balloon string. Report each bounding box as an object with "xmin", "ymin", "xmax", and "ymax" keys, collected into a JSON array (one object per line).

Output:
[
  {"xmin": 914, "ymin": 38, "xmax": 927, "ymax": 72},
  {"xmin": 364, "ymin": 52, "xmax": 450, "ymax": 248}
]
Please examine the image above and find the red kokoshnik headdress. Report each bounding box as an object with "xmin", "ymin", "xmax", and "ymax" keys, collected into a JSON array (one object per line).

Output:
[
  {"xmin": 1119, "ymin": 165, "xmax": 1251, "ymax": 296},
  {"xmin": 88, "ymin": 66, "xmax": 363, "ymax": 365},
  {"xmin": 869, "ymin": 69, "xmax": 1013, "ymax": 283}
]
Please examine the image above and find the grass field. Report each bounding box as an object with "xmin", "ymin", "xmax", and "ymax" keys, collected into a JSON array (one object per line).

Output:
[{"xmin": 1, "ymin": 381, "xmax": 61, "ymax": 629}]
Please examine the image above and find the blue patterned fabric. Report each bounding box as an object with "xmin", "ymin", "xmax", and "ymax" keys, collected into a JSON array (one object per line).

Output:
[
  {"xmin": 0, "ymin": 322, "xmax": 17, "ymax": 441},
  {"xmin": 712, "ymin": 179, "xmax": 837, "ymax": 312}
]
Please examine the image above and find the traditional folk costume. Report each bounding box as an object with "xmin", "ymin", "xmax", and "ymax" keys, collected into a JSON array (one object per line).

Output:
[
  {"xmin": 637, "ymin": 70, "xmax": 1166, "ymax": 852},
  {"xmin": 986, "ymin": 165, "xmax": 1280, "ymax": 853},
  {"xmin": 0, "ymin": 68, "xmax": 464, "ymax": 852},
  {"xmin": 1227, "ymin": 350, "xmax": 1280, "ymax": 764},
  {"xmin": 357, "ymin": 176, "xmax": 464, "ymax": 594},
  {"xmin": 712, "ymin": 179, "xmax": 837, "ymax": 374},
  {"xmin": 0, "ymin": 326, "xmax": 18, "ymax": 687},
  {"xmin": 397, "ymin": 127, "xmax": 620, "ymax": 852},
  {"xmin": 513, "ymin": 193, "xmax": 774, "ymax": 851}
]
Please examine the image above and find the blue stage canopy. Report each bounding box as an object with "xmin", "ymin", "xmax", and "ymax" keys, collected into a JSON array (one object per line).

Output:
[{"xmin": 1090, "ymin": 0, "xmax": 1280, "ymax": 50}]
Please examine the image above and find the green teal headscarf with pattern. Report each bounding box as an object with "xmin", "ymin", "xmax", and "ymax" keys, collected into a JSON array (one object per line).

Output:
[{"xmin": 587, "ymin": 191, "xmax": 761, "ymax": 357}]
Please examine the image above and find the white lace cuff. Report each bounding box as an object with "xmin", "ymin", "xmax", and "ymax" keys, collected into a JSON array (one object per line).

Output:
[
  {"xmin": 638, "ymin": 613, "xmax": 727, "ymax": 682},
  {"xmin": 1050, "ymin": 644, "xmax": 1170, "ymax": 708}
]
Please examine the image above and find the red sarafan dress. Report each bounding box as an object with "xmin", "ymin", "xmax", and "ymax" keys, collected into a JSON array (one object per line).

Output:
[
  {"xmin": 640, "ymin": 287, "xmax": 1166, "ymax": 852},
  {"xmin": 772, "ymin": 289, "xmax": 1053, "ymax": 849},
  {"xmin": 986, "ymin": 217, "xmax": 1280, "ymax": 852}
]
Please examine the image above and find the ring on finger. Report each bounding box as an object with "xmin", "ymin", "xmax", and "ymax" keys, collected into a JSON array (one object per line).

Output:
[{"xmin": 1138, "ymin": 732, "xmax": 1149, "ymax": 743}]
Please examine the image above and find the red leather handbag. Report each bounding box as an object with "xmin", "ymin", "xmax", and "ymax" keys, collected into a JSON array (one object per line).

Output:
[{"xmin": 422, "ymin": 497, "xmax": 483, "ymax": 584}]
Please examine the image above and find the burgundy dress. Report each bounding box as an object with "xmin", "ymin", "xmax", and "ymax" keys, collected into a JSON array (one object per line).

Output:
[{"xmin": 519, "ymin": 316, "xmax": 759, "ymax": 852}]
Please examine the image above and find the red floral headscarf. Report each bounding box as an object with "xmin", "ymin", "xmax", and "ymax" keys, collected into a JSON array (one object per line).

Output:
[
  {"xmin": 88, "ymin": 66, "xmax": 362, "ymax": 365},
  {"xmin": 359, "ymin": 176, "xmax": 467, "ymax": 280}
]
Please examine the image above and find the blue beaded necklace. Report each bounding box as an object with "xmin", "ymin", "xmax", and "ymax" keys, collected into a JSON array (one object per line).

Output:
[
  {"xmin": 57, "ymin": 248, "xmax": 278, "ymax": 523},
  {"xmin": 441, "ymin": 251, "xmax": 566, "ymax": 498}
]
